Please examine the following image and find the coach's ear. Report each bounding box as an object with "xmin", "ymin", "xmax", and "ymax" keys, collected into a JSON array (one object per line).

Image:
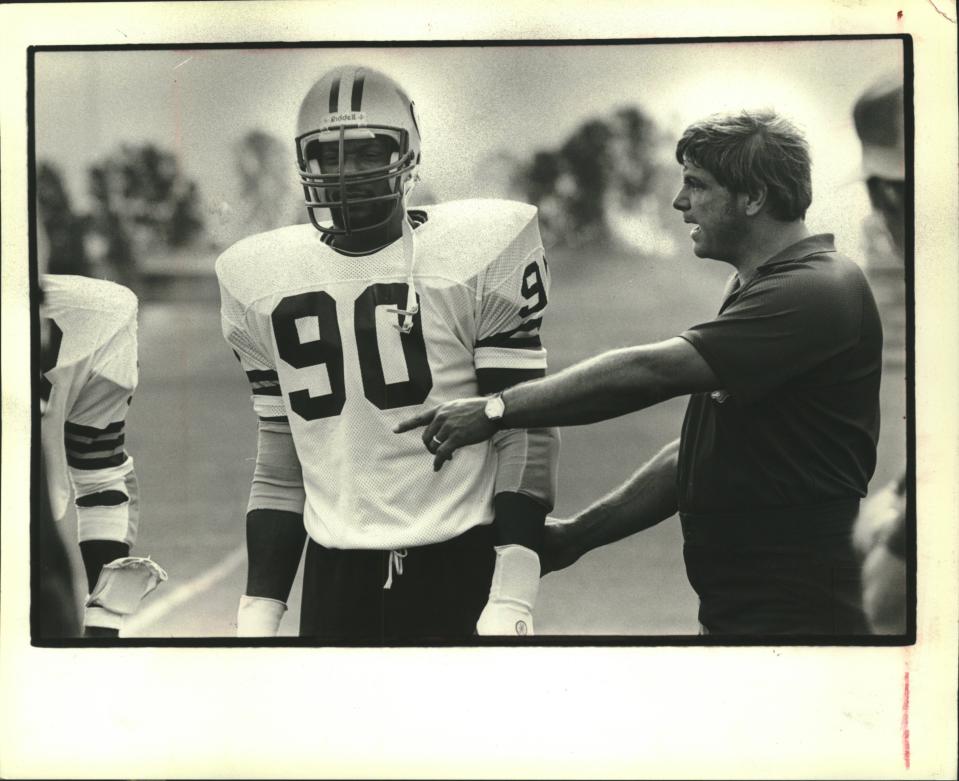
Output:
[{"xmin": 743, "ymin": 185, "xmax": 767, "ymax": 216}]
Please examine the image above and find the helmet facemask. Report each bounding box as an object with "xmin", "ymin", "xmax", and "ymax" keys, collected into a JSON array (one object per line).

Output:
[{"xmin": 296, "ymin": 125, "xmax": 417, "ymax": 237}]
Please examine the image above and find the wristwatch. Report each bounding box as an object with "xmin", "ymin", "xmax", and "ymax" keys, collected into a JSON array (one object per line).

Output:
[{"xmin": 484, "ymin": 392, "xmax": 506, "ymax": 426}]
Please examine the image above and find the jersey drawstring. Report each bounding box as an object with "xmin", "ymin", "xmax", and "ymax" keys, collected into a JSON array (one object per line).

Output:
[
  {"xmin": 383, "ymin": 548, "xmax": 408, "ymax": 589},
  {"xmin": 386, "ymin": 219, "xmax": 418, "ymax": 334}
]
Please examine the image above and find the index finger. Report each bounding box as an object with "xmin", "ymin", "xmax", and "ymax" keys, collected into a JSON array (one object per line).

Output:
[
  {"xmin": 432, "ymin": 440, "xmax": 457, "ymax": 472},
  {"xmin": 393, "ymin": 407, "xmax": 438, "ymax": 434}
]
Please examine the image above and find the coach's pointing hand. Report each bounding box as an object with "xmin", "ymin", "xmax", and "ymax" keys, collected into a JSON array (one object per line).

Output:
[{"xmin": 394, "ymin": 397, "xmax": 497, "ymax": 471}]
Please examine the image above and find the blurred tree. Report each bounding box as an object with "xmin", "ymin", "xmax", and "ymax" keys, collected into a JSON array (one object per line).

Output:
[
  {"xmin": 609, "ymin": 107, "xmax": 657, "ymax": 205},
  {"xmin": 35, "ymin": 162, "xmax": 91, "ymax": 276},
  {"xmin": 86, "ymin": 162, "xmax": 137, "ymax": 287},
  {"xmin": 512, "ymin": 104, "xmax": 665, "ymax": 249},
  {"xmin": 559, "ymin": 119, "xmax": 613, "ymax": 240},
  {"xmin": 85, "ymin": 143, "xmax": 204, "ymax": 284}
]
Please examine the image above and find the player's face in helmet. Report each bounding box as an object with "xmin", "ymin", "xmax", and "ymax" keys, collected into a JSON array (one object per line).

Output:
[
  {"xmin": 307, "ymin": 135, "xmax": 400, "ymax": 231},
  {"xmin": 672, "ymin": 159, "xmax": 748, "ymax": 263}
]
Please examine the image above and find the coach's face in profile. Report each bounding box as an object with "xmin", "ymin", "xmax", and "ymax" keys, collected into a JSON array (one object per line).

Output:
[{"xmin": 672, "ymin": 158, "xmax": 748, "ymax": 262}]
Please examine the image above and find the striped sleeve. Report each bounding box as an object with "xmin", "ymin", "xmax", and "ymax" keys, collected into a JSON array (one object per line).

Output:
[
  {"xmin": 239, "ymin": 361, "xmax": 289, "ymax": 423},
  {"xmin": 475, "ymin": 236, "xmax": 550, "ymax": 372},
  {"xmin": 218, "ymin": 262, "xmax": 288, "ymax": 424},
  {"xmin": 65, "ymin": 420, "xmax": 127, "ymax": 471},
  {"xmin": 66, "ymin": 311, "xmax": 140, "ymax": 545}
]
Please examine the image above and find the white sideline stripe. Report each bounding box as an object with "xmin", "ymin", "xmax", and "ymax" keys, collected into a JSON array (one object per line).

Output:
[{"xmin": 124, "ymin": 544, "xmax": 246, "ymax": 635}]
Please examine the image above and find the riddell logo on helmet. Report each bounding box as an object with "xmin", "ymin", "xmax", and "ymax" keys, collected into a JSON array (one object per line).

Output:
[{"xmin": 322, "ymin": 112, "xmax": 368, "ymax": 126}]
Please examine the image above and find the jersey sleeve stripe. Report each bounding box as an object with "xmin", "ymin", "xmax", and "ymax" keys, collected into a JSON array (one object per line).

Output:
[
  {"xmin": 64, "ymin": 420, "xmax": 124, "ymax": 438},
  {"xmin": 66, "ymin": 452, "xmax": 129, "ymax": 470},
  {"xmin": 252, "ymin": 394, "xmax": 287, "ymax": 419},
  {"xmin": 246, "ymin": 369, "xmax": 279, "ymax": 382},
  {"xmin": 475, "ymin": 345, "xmax": 548, "ymax": 370},
  {"xmin": 259, "ymin": 415, "xmax": 290, "ymax": 423},
  {"xmin": 66, "ymin": 445, "xmax": 123, "ymax": 459},
  {"xmin": 65, "ymin": 435, "xmax": 125, "ymax": 453},
  {"xmin": 478, "ymin": 318, "xmax": 543, "ymax": 344},
  {"xmin": 75, "ymin": 490, "xmax": 129, "ymax": 508},
  {"xmin": 474, "ymin": 334, "xmax": 543, "ymax": 350}
]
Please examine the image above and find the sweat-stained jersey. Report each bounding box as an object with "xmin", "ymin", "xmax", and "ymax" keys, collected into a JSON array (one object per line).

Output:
[
  {"xmin": 217, "ymin": 199, "xmax": 552, "ymax": 550},
  {"xmin": 40, "ymin": 275, "xmax": 140, "ymax": 545}
]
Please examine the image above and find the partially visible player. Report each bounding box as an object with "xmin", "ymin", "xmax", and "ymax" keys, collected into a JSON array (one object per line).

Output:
[
  {"xmin": 38, "ymin": 274, "xmax": 166, "ymax": 638},
  {"xmin": 849, "ymin": 73, "xmax": 908, "ymax": 634},
  {"xmin": 217, "ymin": 65, "xmax": 559, "ymax": 640}
]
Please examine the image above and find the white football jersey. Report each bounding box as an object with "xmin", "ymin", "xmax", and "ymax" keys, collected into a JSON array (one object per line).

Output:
[
  {"xmin": 40, "ymin": 275, "xmax": 139, "ymax": 543},
  {"xmin": 218, "ymin": 199, "xmax": 551, "ymax": 549}
]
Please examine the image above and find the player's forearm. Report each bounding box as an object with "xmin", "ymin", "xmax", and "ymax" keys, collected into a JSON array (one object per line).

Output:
[
  {"xmin": 244, "ymin": 419, "xmax": 307, "ymax": 600},
  {"xmin": 499, "ymin": 347, "xmax": 675, "ymax": 429},
  {"xmin": 481, "ymin": 367, "xmax": 559, "ymax": 553},
  {"xmin": 80, "ymin": 539, "xmax": 131, "ymax": 637},
  {"xmin": 563, "ymin": 438, "xmax": 680, "ymax": 559}
]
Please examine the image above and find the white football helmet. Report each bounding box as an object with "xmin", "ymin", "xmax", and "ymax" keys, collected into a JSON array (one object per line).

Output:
[{"xmin": 295, "ymin": 65, "xmax": 422, "ymax": 236}]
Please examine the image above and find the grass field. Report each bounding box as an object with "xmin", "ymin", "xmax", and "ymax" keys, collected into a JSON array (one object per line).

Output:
[{"xmin": 61, "ymin": 238, "xmax": 731, "ymax": 637}]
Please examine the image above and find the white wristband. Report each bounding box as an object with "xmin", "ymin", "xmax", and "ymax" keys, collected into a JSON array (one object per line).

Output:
[
  {"xmin": 237, "ymin": 595, "xmax": 287, "ymax": 637},
  {"xmin": 489, "ymin": 545, "xmax": 541, "ymax": 608},
  {"xmin": 84, "ymin": 605, "xmax": 124, "ymax": 630}
]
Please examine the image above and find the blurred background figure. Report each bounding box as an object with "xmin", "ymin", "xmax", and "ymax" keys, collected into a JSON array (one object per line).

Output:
[
  {"xmin": 850, "ymin": 72, "xmax": 908, "ymax": 635},
  {"xmin": 208, "ymin": 129, "xmax": 305, "ymax": 251}
]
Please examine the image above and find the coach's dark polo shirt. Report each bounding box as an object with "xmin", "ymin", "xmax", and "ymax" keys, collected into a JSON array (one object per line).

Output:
[{"xmin": 677, "ymin": 234, "xmax": 882, "ymax": 634}]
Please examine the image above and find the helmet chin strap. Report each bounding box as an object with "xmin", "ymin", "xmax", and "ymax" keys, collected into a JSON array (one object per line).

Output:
[{"xmin": 386, "ymin": 217, "xmax": 419, "ymax": 334}]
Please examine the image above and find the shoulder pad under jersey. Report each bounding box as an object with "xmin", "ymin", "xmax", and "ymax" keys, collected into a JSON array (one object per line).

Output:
[
  {"xmin": 215, "ymin": 224, "xmax": 323, "ymax": 306},
  {"xmin": 41, "ymin": 274, "xmax": 137, "ymax": 322},
  {"xmin": 40, "ymin": 275, "xmax": 138, "ymax": 364},
  {"xmin": 420, "ymin": 198, "xmax": 538, "ymax": 238},
  {"xmin": 413, "ymin": 199, "xmax": 542, "ymax": 280}
]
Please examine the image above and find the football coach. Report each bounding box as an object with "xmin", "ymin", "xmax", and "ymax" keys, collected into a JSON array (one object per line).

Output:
[{"xmin": 395, "ymin": 109, "xmax": 883, "ymax": 636}]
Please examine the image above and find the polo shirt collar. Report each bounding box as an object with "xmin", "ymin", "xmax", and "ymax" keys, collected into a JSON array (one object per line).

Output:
[
  {"xmin": 721, "ymin": 234, "xmax": 837, "ymax": 308},
  {"xmin": 758, "ymin": 233, "xmax": 836, "ymax": 271}
]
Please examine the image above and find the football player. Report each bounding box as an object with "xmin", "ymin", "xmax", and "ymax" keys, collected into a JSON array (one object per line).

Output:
[
  {"xmin": 850, "ymin": 74, "xmax": 908, "ymax": 634},
  {"xmin": 38, "ymin": 274, "xmax": 166, "ymax": 638},
  {"xmin": 216, "ymin": 65, "xmax": 559, "ymax": 640}
]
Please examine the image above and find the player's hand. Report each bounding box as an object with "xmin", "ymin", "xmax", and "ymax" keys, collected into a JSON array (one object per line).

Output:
[
  {"xmin": 84, "ymin": 556, "xmax": 168, "ymax": 634},
  {"xmin": 853, "ymin": 479, "xmax": 905, "ymax": 556},
  {"xmin": 237, "ymin": 595, "xmax": 287, "ymax": 637},
  {"xmin": 862, "ymin": 544, "xmax": 907, "ymax": 634},
  {"xmin": 477, "ymin": 599, "xmax": 535, "ymax": 636},
  {"xmin": 476, "ymin": 545, "xmax": 539, "ymax": 636},
  {"xmin": 393, "ymin": 396, "xmax": 497, "ymax": 471},
  {"xmin": 540, "ymin": 516, "xmax": 583, "ymax": 576}
]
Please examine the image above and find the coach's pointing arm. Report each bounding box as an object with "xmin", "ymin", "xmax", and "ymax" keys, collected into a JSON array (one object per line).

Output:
[{"xmin": 394, "ymin": 336, "xmax": 719, "ymax": 471}]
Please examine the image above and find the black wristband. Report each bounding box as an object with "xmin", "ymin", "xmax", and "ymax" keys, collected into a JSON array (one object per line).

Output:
[
  {"xmin": 492, "ymin": 492, "xmax": 547, "ymax": 553},
  {"xmin": 246, "ymin": 508, "xmax": 307, "ymax": 600},
  {"xmin": 79, "ymin": 540, "xmax": 130, "ymax": 593}
]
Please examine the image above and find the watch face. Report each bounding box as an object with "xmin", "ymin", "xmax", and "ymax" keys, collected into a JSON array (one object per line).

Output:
[{"xmin": 485, "ymin": 395, "xmax": 505, "ymax": 420}]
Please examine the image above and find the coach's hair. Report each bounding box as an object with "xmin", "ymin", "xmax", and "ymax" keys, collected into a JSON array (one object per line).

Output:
[{"xmin": 675, "ymin": 110, "xmax": 812, "ymax": 221}]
